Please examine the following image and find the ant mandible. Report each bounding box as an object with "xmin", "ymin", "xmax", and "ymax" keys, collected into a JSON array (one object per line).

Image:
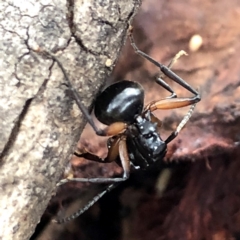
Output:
[{"xmin": 39, "ymin": 27, "xmax": 201, "ymax": 223}]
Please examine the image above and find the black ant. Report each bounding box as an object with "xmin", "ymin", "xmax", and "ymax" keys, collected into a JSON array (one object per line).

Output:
[{"xmin": 37, "ymin": 28, "xmax": 201, "ymax": 224}]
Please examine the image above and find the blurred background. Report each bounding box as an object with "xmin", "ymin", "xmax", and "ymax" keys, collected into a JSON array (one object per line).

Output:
[{"xmin": 32, "ymin": 0, "xmax": 240, "ymax": 239}]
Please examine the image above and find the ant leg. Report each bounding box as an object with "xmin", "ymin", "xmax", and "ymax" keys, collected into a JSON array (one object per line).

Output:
[
  {"xmin": 156, "ymin": 50, "xmax": 188, "ymax": 99},
  {"xmin": 166, "ymin": 50, "xmax": 188, "ymax": 70},
  {"xmin": 165, "ymin": 104, "xmax": 196, "ymax": 144},
  {"xmin": 38, "ymin": 49, "xmax": 127, "ymax": 137},
  {"xmin": 128, "ymin": 29, "xmax": 201, "ymax": 99},
  {"xmin": 142, "ymin": 110, "xmax": 162, "ymax": 129},
  {"xmin": 74, "ymin": 136, "xmax": 121, "ymax": 163},
  {"xmin": 155, "ymin": 77, "xmax": 177, "ymax": 99},
  {"xmin": 146, "ymin": 50, "xmax": 188, "ymax": 110},
  {"xmin": 145, "ymin": 94, "xmax": 199, "ymax": 112},
  {"xmin": 55, "ymin": 138, "xmax": 130, "ymax": 223},
  {"xmin": 57, "ymin": 137, "xmax": 130, "ymax": 186},
  {"xmin": 53, "ymin": 182, "xmax": 119, "ymax": 224}
]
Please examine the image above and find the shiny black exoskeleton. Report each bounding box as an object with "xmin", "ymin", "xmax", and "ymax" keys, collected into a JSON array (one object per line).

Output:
[
  {"xmin": 95, "ymin": 81, "xmax": 144, "ymax": 125},
  {"xmin": 126, "ymin": 114, "xmax": 167, "ymax": 169},
  {"xmin": 46, "ymin": 29, "xmax": 201, "ymax": 224},
  {"xmin": 95, "ymin": 80, "xmax": 167, "ymax": 169}
]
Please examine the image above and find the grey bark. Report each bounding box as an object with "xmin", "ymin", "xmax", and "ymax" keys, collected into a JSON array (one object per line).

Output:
[{"xmin": 0, "ymin": 0, "xmax": 141, "ymax": 239}]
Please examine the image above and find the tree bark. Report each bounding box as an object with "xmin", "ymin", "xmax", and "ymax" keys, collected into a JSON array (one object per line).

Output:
[{"xmin": 0, "ymin": 0, "xmax": 141, "ymax": 239}]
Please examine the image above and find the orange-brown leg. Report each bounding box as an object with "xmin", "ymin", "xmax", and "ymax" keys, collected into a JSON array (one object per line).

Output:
[
  {"xmin": 101, "ymin": 122, "xmax": 127, "ymax": 136},
  {"xmin": 130, "ymin": 26, "xmax": 201, "ymax": 142},
  {"xmin": 129, "ymin": 28, "xmax": 201, "ymax": 105},
  {"xmin": 38, "ymin": 49, "xmax": 127, "ymax": 137},
  {"xmin": 145, "ymin": 95, "xmax": 200, "ymax": 112},
  {"xmin": 143, "ymin": 110, "xmax": 162, "ymax": 130},
  {"xmin": 57, "ymin": 136, "xmax": 130, "ymax": 186},
  {"xmin": 54, "ymin": 137, "xmax": 130, "ymax": 223},
  {"xmin": 143, "ymin": 103, "xmax": 197, "ymax": 145},
  {"xmin": 74, "ymin": 135, "xmax": 121, "ymax": 163},
  {"xmin": 129, "ymin": 30, "xmax": 201, "ymax": 112}
]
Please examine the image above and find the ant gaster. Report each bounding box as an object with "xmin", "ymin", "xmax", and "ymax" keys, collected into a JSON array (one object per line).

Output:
[{"xmin": 38, "ymin": 28, "xmax": 201, "ymax": 224}]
